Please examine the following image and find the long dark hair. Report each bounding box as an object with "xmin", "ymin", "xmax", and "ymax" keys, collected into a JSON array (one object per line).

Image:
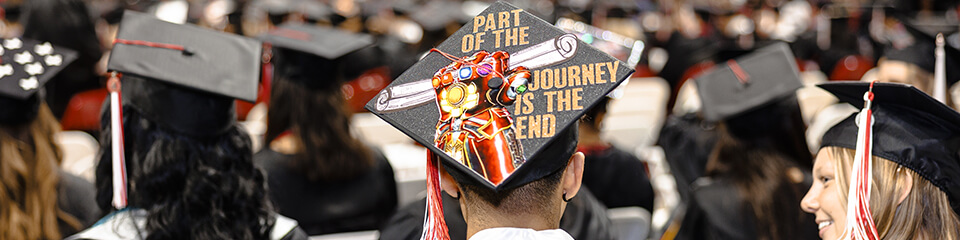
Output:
[
  {"xmin": 705, "ymin": 95, "xmax": 814, "ymax": 240},
  {"xmin": 264, "ymin": 75, "xmax": 373, "ymax": 182},
  {"xmin": 95, "ymin": 104, "xmax": 275, "ymax": 240}
]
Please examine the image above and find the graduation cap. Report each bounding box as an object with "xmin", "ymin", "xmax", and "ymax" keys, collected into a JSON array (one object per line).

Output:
[
  {"xmin": 881, "ymin": 18, "xmax": 960, "ymax": 102},
  {"xmin": 695, "ymin": 42, "xmax": 803, "ymax": 122},
  {"xmin": 364, "ymin": 1, "xmax": 633, "ymax": 239},
  {"xmin": 104, "ymin": 10, "xmax": 262, "ymax": 209},
  {"xmin": 818, "ymin": 81, "xmax": 960, "ymax": 235},
  {"xmin": 0, "ymin": 38, "xmax": 78, "ymax": 125},
  {"xmin": 259, "ymin": 23, "xmax": 376, "ymax": 89}
]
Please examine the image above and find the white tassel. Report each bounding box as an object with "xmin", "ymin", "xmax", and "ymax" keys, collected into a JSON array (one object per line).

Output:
[
  {"xmin": 934, "ymin": 33, "xmax": 947, "ymax": 103},
  {"xmin": 108, "ymin": 73, "xmax": 128, "ymax": 209}
]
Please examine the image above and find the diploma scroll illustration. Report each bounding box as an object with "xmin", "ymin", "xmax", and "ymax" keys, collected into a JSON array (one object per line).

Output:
[{"xmin": 374, "ymin": 34, "xmax": 579, "ymax": 112}]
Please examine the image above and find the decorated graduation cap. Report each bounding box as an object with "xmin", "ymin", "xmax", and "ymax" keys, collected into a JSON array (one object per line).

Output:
[
  {"xmin": 104, "ymin": 10, "xmax": 262, "ymax": 209},
  {"xmin": 819, "ymin": 81, "xmax": 960, "ymax": 238},
  {"xmin": 259, "ymin": 23, "xmax": 376, "ymax": 89},
  {"xmin": 0, "ymin": 38, "xmax": 77, "ymax": 125},
  {"xmin": 364, "ymin": 1, "xmax": 633, "ymax": 239},
  {"xmin": 695, "ymin": 42, "xmax": 803, "ymax": 122}
]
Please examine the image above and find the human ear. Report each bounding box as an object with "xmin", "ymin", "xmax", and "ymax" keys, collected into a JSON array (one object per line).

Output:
[
  {"xmin": 561, "ymin": 152, "xmax": 585, "ymax": 199},
  {"xmin": 439, "ymin": 165, "xmax": 461, "ymax": 199},
  {"xmin": 896, "ymin": 169, "xmax": 913, "ymax": 206}
]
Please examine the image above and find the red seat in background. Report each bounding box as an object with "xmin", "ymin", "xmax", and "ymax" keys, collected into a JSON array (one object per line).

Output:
[
  {"xmin": 829, "ymin": 55, "xmax": 873, "ymax": 81},
  {"xmin": 61, "ymin": 88, "xmax": 108, "ymax": 132}
]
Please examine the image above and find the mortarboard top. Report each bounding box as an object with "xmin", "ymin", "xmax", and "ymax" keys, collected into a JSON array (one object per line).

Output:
[
  {"xmin": 0, "ymin": 38, "xmax": 78, "ymax": 124},
  {"xmin": 365, "ymin": 1, "xmax": 633, "ymax": 191},
  {"xmin": 260, "ymin": 23, "xmax": 376, "ymax": 89},
  {"xmin": 695, "ymin": 42, "xmax": 803, "ymax": 122},
  {"xmin": 108, "ymin": 10, "xmax": 262, "ymax": 136},
  {"xmin": 819, "ymin": 82, "xmax": 960, "ymax": 215}
]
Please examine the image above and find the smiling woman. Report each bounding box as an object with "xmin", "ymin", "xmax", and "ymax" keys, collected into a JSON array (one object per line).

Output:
[
  {"xmin": 802, "ymin": 82, "xmax": 960, "ymax": 240},
  {"xmin": 804, "ymin": 147, "xmax": 960, "ymax": 239}
]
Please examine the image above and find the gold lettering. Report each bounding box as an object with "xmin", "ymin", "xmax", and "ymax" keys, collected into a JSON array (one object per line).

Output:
[
  {"xmin": 528, "ymin": 114, "xmax": 541, "ymax": 138},
  {"xmin": 542, "ymin": 114, "xmax": 556, "ymax": 137},
  {"xmin": 540, "ymin": 68, "xmax": 553, "ymax": 90},
  {"xmin": 511, "ymin": 9, "xmax": 523, "ymax": 26},
  {"xmin": 473, "ymin": 15, "xmax": 485, "ymax": 33},
  {"xmin": 515, "ymin": 116, "xmax": 527, "ymax": 139},
  {"xmin": 519, "ymin": 26, "xmax": 530, "ymax": 45},
  {"xmin": 474, "ymin": 32, "xmax": 485, "ymax": 50},
  {"xmin": 484, "ymin": 13, "xmax": 496, "ymax": 31},
  {"xmin": 568, "ymin": 66, "xmax": 581, "ymax": 86},
  {"xmin": 606, "ymin": 61, "xmax": 620, "ymax": 83},
  {"xmin": 504, "ymin": 28, "xmax": 518, "ymax": 47},
  {"xmin": 492, "ymin": 30, "xmax": 504, "ymax": 48},
  {"xmin": 529, "ymin": 69, "xmax": 540, "ymax": 90},
  {"xmin": 543, "ymin": 91, "xmax": 556, "ymax": 112},
  {"xmin": 522, "ymin": 93, "xmax": 535, "ymax": 114},
  {"xmin": 557, "ymin": 89, "xmax": 571, "ymax": 111},
  {"xmin": 572, "ymin": 88, "xmax": 583, "ymax": 110},
  {"xmin": 595, "ymin": 63, "xmax": 607, "ymax": 83},
  {"xmin": 555, "ymin": 67, "xmax": 567, "ymax": 88},
  {"xmin": 461, "ymin": 34, "xmax": 474, "ymax": 52},
  {"xmin": 499, "ymin": 11, "xmax": 510, "ymax": 28},
  {"xmin": 582, "ymin": 64, "xmax": 594, "ymax": 85}
]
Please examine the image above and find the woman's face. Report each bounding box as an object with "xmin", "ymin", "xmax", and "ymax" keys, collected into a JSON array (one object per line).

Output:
[{"xmin": 801, "ymin": 149, "xmax": 847, "ymax": 240}]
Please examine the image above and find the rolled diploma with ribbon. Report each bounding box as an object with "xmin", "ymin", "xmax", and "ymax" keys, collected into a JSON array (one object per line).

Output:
[{"xmin": 374, "ymin": 34, "xmax": 579, "ymax": 112}]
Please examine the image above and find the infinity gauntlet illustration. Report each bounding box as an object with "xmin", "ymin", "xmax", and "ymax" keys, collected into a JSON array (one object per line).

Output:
[{"xmin": 433, "ymin": 50, "xmax": 529, "ymax": 185}]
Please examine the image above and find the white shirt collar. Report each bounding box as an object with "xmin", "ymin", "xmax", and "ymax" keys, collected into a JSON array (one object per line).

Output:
[{"xmin": 469, "ymin": 227, "xmax": 575, "ymax": 240}]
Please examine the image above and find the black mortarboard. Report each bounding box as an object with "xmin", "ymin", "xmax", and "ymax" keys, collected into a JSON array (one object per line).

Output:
[
  {"xmin": 819, "ymin": 82, "xmax": 960, "ymax": 215},
  {"xmin": 366, "ymin": 2, "xmax": 633, "ymax": 238},
  {"xmin": 108, "ymin": 10, "xmax": 261, "ymax": 135},
  {"xmin": 104, "ymin": 11, "xmax": 262, "ymax": 209},
  {"xmin": 695, "ymin": 42, "xmax": 803, "ymax": 122},
  {"xmin": 0, "ymin": 38, "xmax": 78, "ymax": 124},
  {"xmin": 260, "ymin": 23, "xmax": 376, "ymax": 89},
  {"xmin": 367, "ymin": 0, "xmax": 632, "ymax": 192}
]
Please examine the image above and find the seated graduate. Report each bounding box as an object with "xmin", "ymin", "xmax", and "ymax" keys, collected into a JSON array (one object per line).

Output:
[
  {"xmin": 802, "ymin": 82, "xmax": 960, "ymax": 239},
  {"xmin": 0, "ymin": 38, "xmax": 100, "ymax": 239},
  {"xmin": 675, "ymin": 43, "xmax": 818, "ymax": 240},
  {"xmin": 578, "ymin": 95, "xmax": 655, "ymax": 211},
  {"xmin": 870, "ymin": 15, "xmax": 960, "ymax": 109},
  {"xmin": 255, "ymin": 24, "xmax": 398, "ymax": 235},
  {"xmin": 366, "ymin": 2, "xmax": 634, "ymax": 239},
  {"xmin": 68, "ymin": 11, "xmax": 307, "ymax": 240}
]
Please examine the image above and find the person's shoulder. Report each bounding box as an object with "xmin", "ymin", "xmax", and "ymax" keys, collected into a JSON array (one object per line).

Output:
[
  {"xmin": 66, "ymin": 209, "xmax": 148, "ymax": 240},
  {"xmin": 58, "ymin": 171, "xmax": 95, "ymax": 195},
  {"xmin": 272, "ymin": 214, "xmax": 308, "ymax": 240}
]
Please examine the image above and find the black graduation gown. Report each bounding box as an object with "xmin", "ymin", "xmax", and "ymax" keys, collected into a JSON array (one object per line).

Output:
[
  {"xmin": 581, "ymin": 146, "xmax": 655, "ymax": 211},
  {"xmin": 378, "ymin": 188, "xmax": 616, "ymax": 240},
  {"xmin": 254, "ymin": 147, "xmax": 398, "ymax": 235},
  {"xmin": 675, "ymin": 177, "xmax": 820, "ymax": 240},
  {"xmin": 57, "ymin": 171, "xmax": 100, "ymax": 236},
  {"xmin": 657, "ymin": 113, "xmax": 718, "ymax": 202}
]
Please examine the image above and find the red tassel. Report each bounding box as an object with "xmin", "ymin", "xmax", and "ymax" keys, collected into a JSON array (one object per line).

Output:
[
  {"xmin": 421, "ymin": 153, "xmax": 450, "ymax": 240},
  {"xmin": 843, "ymin": 81, "xmax": 879, "ymax": 240}
]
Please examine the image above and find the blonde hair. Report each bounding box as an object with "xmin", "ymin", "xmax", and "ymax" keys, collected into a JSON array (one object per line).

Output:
[
  {"xmin": 0, "ymin": 103, "xmax": 82, "ymax": 240},
  {"xmin": 825, "ymin": 146, "xmax": 960, "ymax": 240}
]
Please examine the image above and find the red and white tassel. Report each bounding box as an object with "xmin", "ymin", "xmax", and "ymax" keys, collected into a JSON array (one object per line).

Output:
[
  {"xmin": 842, "ymin": 81, "xmax": 879, "ymax": 240},
  {"xmin": 421, "ymin": 153, "xmax": 450, "ymax": 240},
  {"xmin": 107, "ymin": 72, "xmax": 128, "ymax": 209}
]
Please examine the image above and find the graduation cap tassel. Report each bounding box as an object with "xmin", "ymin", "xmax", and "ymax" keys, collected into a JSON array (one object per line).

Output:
[
  {"xmin": 421, "ymin": 153, "xmax": 450, "ymax": 240},
  {"xmin": 934, "ymin": 33, "xmax": 947, "ymax": 103},
  {"xmin": 842, "ymin": 81, "xmax": 879, "ymax": 240},
  {"xmin": 107, "ymin": 72, "xmax": 128, "ymax": 209}
]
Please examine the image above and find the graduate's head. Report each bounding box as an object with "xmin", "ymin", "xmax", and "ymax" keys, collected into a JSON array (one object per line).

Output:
[
  {"xmin": 365, "ymin": 2, "xmax": 634, "ymax": 238},
  {"xmin": 259, "ymin": 24, "xmax": 383, "ymax": 181},
  {"xmin": 439, "ymin": 124, "xmax": 584, "ymax": 223},
  {"xmin": 0, "ymin": 38, "xmax": 82, "ymax": 240},
  {"xmin": 94, "ymin": 11, "xmax": 274, "ymax": 240},
  {"xmin": 801, "ymin": 82, "xmax": 960, "ymax": 239}
]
